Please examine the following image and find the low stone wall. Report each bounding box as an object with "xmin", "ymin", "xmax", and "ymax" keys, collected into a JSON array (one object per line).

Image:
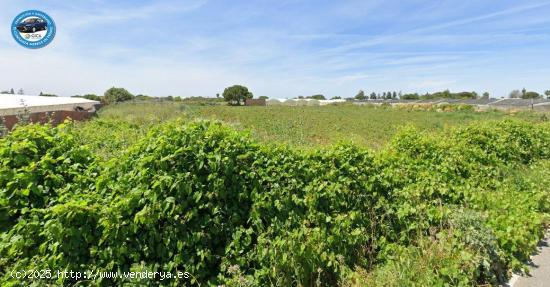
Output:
[{"xmin": 0, "ymin": 110, "xmax": 95, "ymax": 131}]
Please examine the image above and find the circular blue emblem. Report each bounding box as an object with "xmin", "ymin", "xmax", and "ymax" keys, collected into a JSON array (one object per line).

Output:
[{"xmin": 11, "ymin": 10, "xmax": 56, "ymax": 49}]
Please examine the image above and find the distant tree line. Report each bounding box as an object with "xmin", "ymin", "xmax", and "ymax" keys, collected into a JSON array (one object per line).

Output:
[
  {"xmin": 0, "ymin": 88, "xmax": 24, "ymax": 95},
  {"xmin": 296, "ymin": 94, "xmax": 327, "ymax": 100},
  {"xmin": 70, "ymin": 88, "xmax": 224, "ymax": 105},
  {"xmin": 352, "ymin": 89, "xmax": 550, "ymax": 100},
  {"xmin": 509, "ymin": 88, "xmax": 549, "ymax": 99},
  {"xmin": 39, "ymin": 92, "xmax": 58, "ymax": 97},
  {"xmin": 353, "ymin": 90, "xmax": 401, "ymax": 100},
  {"xmin": 3, "ymin": 86, "xmax": 550, "ymax": 105},
  {"xmin": 353, "ymin": 90, "xmax": 482, "ymax": 100}
]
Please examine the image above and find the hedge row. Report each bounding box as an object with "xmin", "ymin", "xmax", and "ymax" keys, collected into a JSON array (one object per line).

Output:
[{"xmin": 1, "ymin": 119, "xmax": 549, "ymax": 286}]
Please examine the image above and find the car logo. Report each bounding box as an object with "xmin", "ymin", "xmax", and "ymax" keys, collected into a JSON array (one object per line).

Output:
[{"xmin": 11, "ymin": 10, "xmax": 56, "ymax": 49}]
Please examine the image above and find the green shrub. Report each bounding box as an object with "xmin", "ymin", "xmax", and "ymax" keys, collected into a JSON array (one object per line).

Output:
[
  {"xmin": 94, "ymin": 121, "xmax": 260, "ymax": 285},
  {"xmin": 0, "ymin": 119, "xmax": 549, "ymax": 286},
  {"xmin": 0, "ymin": 124, "xmax": 96, "ymax": 231}
]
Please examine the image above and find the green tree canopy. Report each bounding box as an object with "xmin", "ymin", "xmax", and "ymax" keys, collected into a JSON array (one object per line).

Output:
[
  {"xmin": 522, "ymin": 91, "xmax": 541, "ymax": 99},
  {"xmin": 223, "ymin": 85, "xmax": 253, "ymax": 105},
  {"xmin": 134, "ymin": 94, "xmax": 152, "ymax": 101},
  {"xmin": 83, "ymin": 94, "xmax": 102, "ymax": 101},
  {"xmin": 39, "ymin": 92, "xmax": 57, "ymax": 97},
  {"xmin": 355, "ymin": 90, "xmax": 366, "ymax": 100},
  {"xmin": 308, "ymin": 94, "xmax": 326, "ymax": 100},
  {"xmin": 71, "ymin": 94, "xmax": 102, "ymax": 101},
  {"xmin": 104, "ymin": 87, "xmax": 134, "ymax": 104},
  {"xmin": 401, "ymin": 93, "xmax": 420, "ymax": 100}
]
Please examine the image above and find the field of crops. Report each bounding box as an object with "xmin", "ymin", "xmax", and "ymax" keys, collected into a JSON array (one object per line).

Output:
[{"xmin": 1, "ymin": 103, "xmax": 549, "ymax": 286}]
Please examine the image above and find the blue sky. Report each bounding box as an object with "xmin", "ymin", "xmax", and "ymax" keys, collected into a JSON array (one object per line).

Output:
[{"xmin": 1, "ymin": 0, "xmax": 550, "ymax": 98}]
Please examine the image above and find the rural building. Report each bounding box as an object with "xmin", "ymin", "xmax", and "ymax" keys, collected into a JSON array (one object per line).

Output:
[
  {"xmin": 0, "ymin": 94, "xmax": 100, "ymax": 130},
  {"xmin": 245, "ymin": 98, "xmax": 266, "ymax": 106}
]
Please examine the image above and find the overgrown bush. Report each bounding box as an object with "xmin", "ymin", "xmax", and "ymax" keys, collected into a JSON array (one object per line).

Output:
[
  {"xmin": 0, "ymin": 123, "xmax": 96, "ymax": 231},
  {"xmin": 0, "ymin": 119, "xmax": 549, "ymax": 286}
]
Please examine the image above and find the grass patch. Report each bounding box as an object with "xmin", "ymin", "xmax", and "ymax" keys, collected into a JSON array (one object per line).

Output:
[{"xmin": 74, "ymin": 103, "xmax": 540, "ymax": 160}]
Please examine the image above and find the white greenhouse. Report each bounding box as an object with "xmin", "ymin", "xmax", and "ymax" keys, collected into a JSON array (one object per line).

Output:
[{"xmin": 0, "ymin": 94, "xmax": 100, "ymax": 116}]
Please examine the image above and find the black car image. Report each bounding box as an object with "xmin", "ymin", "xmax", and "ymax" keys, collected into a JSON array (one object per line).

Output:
[{"xmin": 16, "ymin": 17, "xmax": 47, "ymax": 33}]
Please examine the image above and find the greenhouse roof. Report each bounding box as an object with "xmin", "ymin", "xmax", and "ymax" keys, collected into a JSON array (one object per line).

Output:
[{"xmin": 0, "ymin": 94, "xmax": 99, "ymax": 110}]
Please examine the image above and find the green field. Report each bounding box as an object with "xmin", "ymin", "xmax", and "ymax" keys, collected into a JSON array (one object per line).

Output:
[
  {"xmin": 191, "ymin": 105, "xmax": 539, "ymax": 148},
  {"xmin": 2, "ymin": 102, "xmax": 549, "ymax": 286},
  {"xmin": 73, "ymin": 102, "xmax": 540, "ymax": 159}
]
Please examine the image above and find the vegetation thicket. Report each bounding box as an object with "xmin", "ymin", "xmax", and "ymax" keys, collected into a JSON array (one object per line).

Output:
[
  {"xmin": 0, "ymin": 116, "xmax": 549, "ymax": 286},
  {"xmin": 103, "ymin": 87, "xmax": 135, "ymax": 104},
  {"xmin": 72, "ymin": 94, "xmax": 103, "ymax": 101}
]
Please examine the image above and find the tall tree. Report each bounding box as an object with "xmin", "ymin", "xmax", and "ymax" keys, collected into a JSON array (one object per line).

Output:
[
  {"xmin": 544, "ymin": 90, "xmax": 550, "ymax": 99},
  {"xmin": 222, "ymin": 85, "xmax": 253, "ymax": 105},
  {"xmin": 17, "ymin": 89, "xmax": 24, "ymax": 95},
  {"xmin": 355, "ymin": 90, "xmax": 366, "ymax": 100},
  {"xmin": 10, "ymin": 88, "xmax": 15, "ymax": 94},
  {"xmin": 521, "ymin": 88, "xmax": 527, "ymax": 98},
  {"xmin": 482, "ymin": 92, "xmax": 490, "ymax": 99},
  {"xmin": 370, "ymin": 92, "xmax": 376, "ymax": 99}
]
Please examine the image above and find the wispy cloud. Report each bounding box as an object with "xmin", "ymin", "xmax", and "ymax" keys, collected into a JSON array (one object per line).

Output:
[
  {"xmin": 321, "ymin": 1, "xmax": 550, "ymax": 54},
  {"xmin": 414, "ymin": 1, "xmax": 550, "ymax": 32},
  {"xmin": 58, "ymin": 0, "xmax": 207, "ymax": 27},
  {"xmin": 1, "ymin": 0, "xmax": 550, "ymax": 98}
]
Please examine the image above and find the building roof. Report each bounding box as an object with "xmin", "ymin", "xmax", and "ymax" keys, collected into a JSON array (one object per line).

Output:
[{"xmin": 0, "ymin": 94, "xmax": 99, "ymax": 110}]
